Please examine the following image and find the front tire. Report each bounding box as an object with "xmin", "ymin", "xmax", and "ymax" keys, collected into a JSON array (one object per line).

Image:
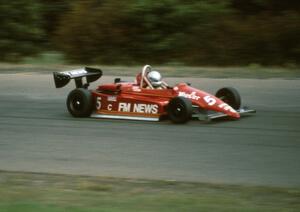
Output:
[
  {"xmin": 215, "ymin": 87, "xmax": 241, "ymax": 110},
  {"xmin": 167, "ymin": 97, "xmax": 192, "ymax": 124},
  {"xmin": 67, "ymin": 88, "xmax": 93, "ymax": 117}
]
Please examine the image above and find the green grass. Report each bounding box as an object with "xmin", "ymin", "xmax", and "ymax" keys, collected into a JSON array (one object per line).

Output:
[
  {"xmin": 0, "ymin": 51, "xmax": 298, "ymax": 78},
  {"xmin": 21, "ymin": 52, "xmax": 66, "ymax": 65},
  {"xmin": 0, "ymin": 63, "xmax": 299, "ymax": 78},
  {"xmin": 0, "ymin": 171, "xmax": 299, "ymax": 212}
]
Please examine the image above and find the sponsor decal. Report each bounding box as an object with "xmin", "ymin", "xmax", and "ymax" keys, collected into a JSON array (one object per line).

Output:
[
  {"xmin": 118, "ymin": 102, "xmax": 131, "ymax": 112},
  {"xmin": 62, "ymin": 69, "xmax": 87, "ymax": 76},
  {"xmin": 133, "ymin": 104, "xmax": 158, "ymax": 114},
  {"xmin": 107, "ymin": 96, "xmax": 117, "ymax": 102},
  {"xmin": 178, "ymin": 91, "xmax": 201, "ymax": 100},
  {"xmin": 218, "ymin": 103, "xmax": 236, "ymax": 113},
  {"xmin": 132, "ymin": 86, "xmax": 141, "ymax": 92},
  {"xmin": 118, "ymin": 102, "xmax": 158, "ymax": 114}
]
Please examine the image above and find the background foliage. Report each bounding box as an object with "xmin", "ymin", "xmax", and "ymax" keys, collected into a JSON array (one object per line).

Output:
[
  {"xmin": 0, "ymin": 0, "xmax": 44, "ymax": 61},
  {"xmin": 0, "ymin": 0, "xmax": 299, "ymax": 66}
]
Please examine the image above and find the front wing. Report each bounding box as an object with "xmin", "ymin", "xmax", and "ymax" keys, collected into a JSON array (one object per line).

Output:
[{"xmin": 192, "ymin": 106, "xmax": 256, "ymax": 121}]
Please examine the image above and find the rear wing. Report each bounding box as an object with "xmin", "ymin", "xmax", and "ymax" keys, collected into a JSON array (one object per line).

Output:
[{"xmin": 53, "ymin": 67, "xmax": 102, "ymax": 88}]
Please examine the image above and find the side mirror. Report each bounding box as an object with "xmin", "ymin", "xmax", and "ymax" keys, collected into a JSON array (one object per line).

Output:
[{"xmin": 114, "ymin": 78, "xmax": 121, "ymax": 83}]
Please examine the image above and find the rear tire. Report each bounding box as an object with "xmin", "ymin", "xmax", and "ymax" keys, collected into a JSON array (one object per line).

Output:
[
  {"xmin": 167, "ymin": 97, "xmax": 192, "ymax": 124},
  {"xmin": 67, "ymin": 88, "xmax": 93, "ymax": 117},
  {"xmin": 215, "ymin": 87, "xmax": 241, "ymax": 110}
]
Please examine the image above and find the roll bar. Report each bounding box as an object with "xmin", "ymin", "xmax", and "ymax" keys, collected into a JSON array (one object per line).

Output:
[{"xmin": 140, "ymin": 65, "xmax": 154, "ymax": 89}]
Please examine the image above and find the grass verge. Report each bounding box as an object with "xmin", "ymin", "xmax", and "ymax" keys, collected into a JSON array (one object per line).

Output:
[
  {"xmin": 0, "ymin": 63, "xmax": 299, "ymax": 78},
  {"xmin": 0, "ymin": 171, "xmax": 299, "ymax": 212}
]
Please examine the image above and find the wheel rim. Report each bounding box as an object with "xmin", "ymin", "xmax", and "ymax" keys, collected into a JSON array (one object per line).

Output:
[
  {"xmin": 173, "ymin": 103, "xmax": 185, "ymax": 118},
  {"xmin": 70, "ymin": 95, "xmax": 84, "ymax": 112}
]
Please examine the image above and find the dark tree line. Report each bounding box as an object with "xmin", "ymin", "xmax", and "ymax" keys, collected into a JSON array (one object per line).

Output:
[{"xmin": 0, "ymin": 0, "xmax": 299, "ymax": 66}]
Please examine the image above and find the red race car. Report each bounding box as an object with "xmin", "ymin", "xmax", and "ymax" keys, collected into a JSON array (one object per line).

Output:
[{"xmin": 53, "ymin": 65, "xmax": 255, "ymax": 123}]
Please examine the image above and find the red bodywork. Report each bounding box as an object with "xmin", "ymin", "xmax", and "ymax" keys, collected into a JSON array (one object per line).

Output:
[
  {"xmin": 53, "ymin": 66, "xmax": 246, "ymax": 121},
  {"xmin": 91, "ymin": 81, "xmax": 240, "ymax": 120}
]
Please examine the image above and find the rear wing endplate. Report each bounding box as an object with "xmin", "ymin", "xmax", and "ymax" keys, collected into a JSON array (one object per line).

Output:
[{"xmin": 53, "ymin": 67, "xmax": 102, "ymax": 88}]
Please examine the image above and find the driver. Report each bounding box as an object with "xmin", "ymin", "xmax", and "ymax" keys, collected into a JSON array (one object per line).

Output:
[{"xmin": 147, "ymin": 70, "xmax": 163, "ymax": 89}]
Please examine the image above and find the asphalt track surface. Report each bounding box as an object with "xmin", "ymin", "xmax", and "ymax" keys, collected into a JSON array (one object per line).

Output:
[{"xmin": 0, "ymin": 73, "xmax": 299, "ymax": 187}]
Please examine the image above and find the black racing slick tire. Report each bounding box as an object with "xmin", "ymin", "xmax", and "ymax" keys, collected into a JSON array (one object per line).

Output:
[
  {"xmin": 167, "ymin": 96, "xmax": 193, "ymax": 124},
  {"xmin": 67, "ymin": 88, "xmax": 93, "ymax": 117},
  {"xmin": 215, "ymin": 87, "xmax": 241, "ymax": 110}
]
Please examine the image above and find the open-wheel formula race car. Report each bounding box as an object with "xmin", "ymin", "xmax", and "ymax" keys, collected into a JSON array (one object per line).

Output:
[{"xmin": 53, "ymin": 65, "xmax": 255, "ymax": 123}]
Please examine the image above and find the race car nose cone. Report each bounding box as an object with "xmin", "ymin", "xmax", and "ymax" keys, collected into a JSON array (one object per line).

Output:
[{"xmin": 232, "ymin": 112, "xmax": 240, "ymax": 119}]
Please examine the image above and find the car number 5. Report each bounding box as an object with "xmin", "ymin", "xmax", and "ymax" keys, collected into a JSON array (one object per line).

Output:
[
  {"xmin": 204, "ymin": 95, "xmax": 216, "ymax": 106},
  {"xmin": 96, "ymin": 97, "xmax": 102, "ymax": 110}
]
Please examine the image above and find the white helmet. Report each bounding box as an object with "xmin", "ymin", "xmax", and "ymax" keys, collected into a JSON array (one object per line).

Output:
[{"xmin": 147, "ymin": 70, "xmax": 162, "ymax": 87}]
